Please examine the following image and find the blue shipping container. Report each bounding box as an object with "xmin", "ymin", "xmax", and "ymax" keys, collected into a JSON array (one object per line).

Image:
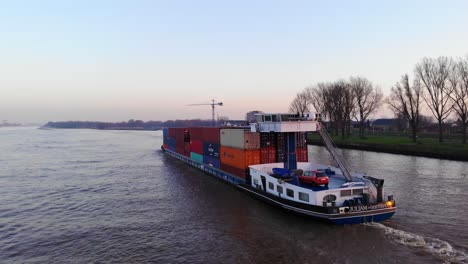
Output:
[
  {"xmin": 163, "ymin": 128, "xmax": 169, "ymax": 137},
  {"xmin": 169, "ymin": 137, "xmax": 176, "ymax": 152},
  {"xmin": 203, "ymin": 155, "xmax": 221, "ymax": 168},
  {"xmin": 203, "ymin": 142, "xmax": 220, "ymax": 158}
]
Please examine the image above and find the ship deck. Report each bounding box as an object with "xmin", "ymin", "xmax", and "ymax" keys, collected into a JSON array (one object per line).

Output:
[
  {"xmin": 267, "ymin": 172, "xmax": 348, "ymax": 191},
  {"xmin": 250, "ymin": 162, "xmax": 361, "ymax": 192}
]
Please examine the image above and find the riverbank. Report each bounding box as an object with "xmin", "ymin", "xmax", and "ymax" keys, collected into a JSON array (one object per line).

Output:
[{"xmin": 307, "ymin": 134, "xmax": 468, "ymax": 162}]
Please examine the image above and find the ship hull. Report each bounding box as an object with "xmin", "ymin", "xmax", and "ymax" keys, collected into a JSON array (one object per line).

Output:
[{"xmin": 162, "ymin": 147, "xmax": 396, "ymax": 225}]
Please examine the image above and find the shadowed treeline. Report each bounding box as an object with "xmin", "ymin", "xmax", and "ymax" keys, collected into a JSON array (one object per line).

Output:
[{"xmin": 45, "ymin": 119, "xmax": 215, "ymax": 130}]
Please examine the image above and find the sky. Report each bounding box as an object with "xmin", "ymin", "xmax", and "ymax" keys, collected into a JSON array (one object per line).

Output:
[{"xmin": 1, "ymin": 0, "xmax": 468, "ymax": 123}]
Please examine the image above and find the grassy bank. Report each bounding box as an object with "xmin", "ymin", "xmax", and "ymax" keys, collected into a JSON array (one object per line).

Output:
[{"xmin": 307, "ymin": 134, "xmax": 468, "ymax": 161}]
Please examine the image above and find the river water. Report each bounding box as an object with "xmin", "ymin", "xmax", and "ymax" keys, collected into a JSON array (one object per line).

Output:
[{"xmin": 0, "ymin": 127, "xmax": 466, "ymax": 263}]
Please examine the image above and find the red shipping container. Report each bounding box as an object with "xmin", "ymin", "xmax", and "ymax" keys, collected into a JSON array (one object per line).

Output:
[
  {"xmin": 260, "ymin": 133, "xmax": 276, "ymax": 148},
  {"xmin": 190, "ymin": 139, "xmax": 203, "ymax": 154},
  {"xmin": 296, "ymin": 146, "xmax": 308, "ymax": 162},
  {"xmin": 184, "ymin": 142, "xmax": 190, "ymax": 154},
  {"xmin": 169, "ymin": 128, "xmax": 176, "ymax": 138},
  {"xmin": 260, "ymin": 146, "xmax": 276, "ymax": 164},
  {"xmin": 176, "ymin": 145, "xmax": 185, "ymax": 155},
  {"xmin": 201, "ymin": 127, "xmax": 221, "ymax": 143},
  {"xmin": 221, "ymin": 163, "xmax": 248, "ymax": 179},
  {"xmin": 296, "ymin": 132, "xmax": 307, "ymax": 148},
  {"xmin": 190, "ymin": 127, "xmax": 204, "ymax": 141}
]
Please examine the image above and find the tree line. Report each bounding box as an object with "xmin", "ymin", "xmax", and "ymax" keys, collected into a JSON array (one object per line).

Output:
[
  {"xmin": 290, "ymin": 56, "xmax": 468, "ymax": 144},
  {"xmin": 45, "ymin": 119, "xmax": 215, "ymax": 130}
]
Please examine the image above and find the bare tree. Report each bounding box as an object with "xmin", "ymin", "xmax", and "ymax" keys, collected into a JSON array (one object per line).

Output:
[
  {"xmin": 289, "ymin": 91, "xmax": 310, "ymax": 116},
  {"xmin": 321, "ymin": 80, "xmax": 354, "ymax": 138},
  {"xmin": 349, "ymin": 76, "xmax": 383, "ymax": 138},
  {"xmin": 387, "ymin": 74, "xmax": 424, "ymax": 142},
  {"xmin": 342, "ymin": 81, "xmax": 356, "ymax": 137},
  {"xmin": 304, "ymin": 83, "xmax": 327, "ymax": 118},
  {"xmin": 449, "ymin": 58, "xmax": 468, "ymax": 143},
  {"xmin": 415, "ymin": 57, "xmax": 454, "ymax": 142}
]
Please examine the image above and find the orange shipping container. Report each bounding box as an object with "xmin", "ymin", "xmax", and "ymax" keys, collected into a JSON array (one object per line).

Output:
[{"xmin": 220, "ymin": 146, "xmax": 261, "ymax": 170}]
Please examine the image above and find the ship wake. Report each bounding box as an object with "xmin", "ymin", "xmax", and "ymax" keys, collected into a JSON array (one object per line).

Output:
[{"xmin": 367, "ymin": 223, "xmax": 467, "ymax": 264}]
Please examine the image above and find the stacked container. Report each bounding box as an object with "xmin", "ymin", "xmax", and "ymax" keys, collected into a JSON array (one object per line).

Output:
[
  {"xmin": 162, "ymin": 128, "xmax": 169, "ymax": 149},
  {"xmin": 173, "ymin": 128, "xmax": 190, "ymax": 157},
  {"xmin": 190, "ymin": 127, "xmax": 221, "ymax": 168},
  {"xmin": 275, "ymin": 133, "xmax": 285, "ymax": 162},
  {"xmin": 220, "ymin": 129, "xmax": 261, "ymax": 179},
  {"xmin": 296, "ymin": 132, "xmax": 308, "ymax": 162},
  {"xmin": 260, "ymin": 132, "xmax": 277, "ymax": 164},
  {"xmin": 167, "ymin": 128, "xmax": 177, "ymax": 152},
  {"xmin": 168, "ymin": 126, "xmax": 308, "ymax": 179},
  {"xmin": 260, "ymin": 132, "xmax": 308, "ymax": 163}
]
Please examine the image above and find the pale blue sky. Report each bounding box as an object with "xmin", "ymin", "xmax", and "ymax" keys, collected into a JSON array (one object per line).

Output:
[{"xmin": 1, "ymin": 0, "xmax": 467, "ymax": 123}]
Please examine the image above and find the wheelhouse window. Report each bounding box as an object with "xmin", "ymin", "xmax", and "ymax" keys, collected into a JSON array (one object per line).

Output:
[
  {"xmin": 340, "ymin": 189, "xmax": 352, "ymax": 197},
  {"xmin": 352, "ymin": 189, "xmax": 363, "ymax": 195},
  {"xmin": 299, "ymin": 192, "xmax": 309, "ymax": 202},
  {"xmin": 268, "ymin": 182, "xmax": 274, "ymax": 190},
  {"xmin": 286, "ymin": 188, "xmax": 294, "ymax": 198},
  {"xmin": 264, "ymin": 115, "xmax": 272, "ymax": 122},
  {"xmin": 277, "ymin": 185, "xmax": 283, "ymax": 194}
]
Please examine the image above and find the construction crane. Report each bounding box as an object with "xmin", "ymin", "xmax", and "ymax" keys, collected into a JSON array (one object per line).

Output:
[{"xmin": 187, "ymin": 99, "xmax": 223, "ymax": 126}]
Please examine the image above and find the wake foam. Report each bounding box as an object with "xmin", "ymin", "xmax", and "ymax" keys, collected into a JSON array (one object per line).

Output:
[{"xmin": 367, "ymin": 223, "xmax": 467, "ymax": 264}]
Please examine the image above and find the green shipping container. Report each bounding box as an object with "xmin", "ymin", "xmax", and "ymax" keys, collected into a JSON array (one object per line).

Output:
[{"xmin": 190, "ymin": 152, "xmax": 204, "ymax": 163}]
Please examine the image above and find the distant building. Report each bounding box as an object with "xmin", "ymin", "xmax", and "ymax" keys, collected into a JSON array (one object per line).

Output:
[{"xmin": 370, "ymin": 118, "xmax": 400, "ymax": 132}]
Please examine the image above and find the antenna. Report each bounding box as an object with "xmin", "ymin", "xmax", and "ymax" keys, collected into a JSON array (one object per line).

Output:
[{"xmin": 187, "ymin": 99, "xmax": 223, "ymax": 126}]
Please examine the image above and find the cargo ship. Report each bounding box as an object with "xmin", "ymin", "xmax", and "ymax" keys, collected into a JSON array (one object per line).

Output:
[{"xmin": 161, "ymin": 113, "xmax": 396, "ymax": 224}]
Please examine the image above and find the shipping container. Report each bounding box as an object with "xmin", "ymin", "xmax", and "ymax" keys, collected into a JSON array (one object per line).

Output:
[
  {"xmin": 201, "ymin": 127, "xmax": 220, "ymax": 143},
  {"xmin": 163, "ymin": 128, "xmax": 169, "ymax": 137},
  {"xmin": 221, "ymin": 163, "xmax": 248, "ymax": 179},
  {"xmin": 168, "ymin": 137, "xmax": 176, "ymax": 152},
  {"xmin": 190, "ymin": 139, "xmax": 203, "ymax": 154},
  {"xmin": 220, "ymin": 146, "xmax": 261, "ymax": 169},
  {"xmin": 203, "ymin": 142, "xmax": 220, "ymax": 159},
  {"xmin": 176, "ymin": 146, "xmax": 185, "ymax": 155},
  {"xmin": 296, "ymin": 146, "xmax": 308, "ymax": 162},
  {"xmin": 169, "ymin": 128, "xmax": 176, "ymax": 138},
  {"xmin": 203, "ymin": 155, "xmax": 221, "ymax": 168},
  {"xmin": 275, "ymin": 133, "xmax": 285, "ymax": 162},
  {"xmin": 188, "ymin": 127, "xmax": 220, "ymax": 143},
  {"xmin": 190, "ymin": 127, "xmax": 204, "ymax": 141},
  {"xmin": 260, "ymin": 132, "xmax": 276, "ymax": 148},
  {"xmin": 190, "ymin": 152, "xmax": 204, "ymax": 163},
  {"xmin": 276, "ymin": 151, "xmax": 285, "ymax": 162},
  {"xmin": 260, "ymin": 146, "xmax": 277, "ymax": 164},
  {"xmin": 175, "ymin": 128, "xmax": 184, "ymax": 147},
  {"xmin": 296, "ymin": 132, "xmax": 307, "ymax": 148},
  {"xmin": 220, "ymin": 129, "xmax": 260, "ymax": 150},
  {"xmin": 184, "ymin": 142, "xmax": 190, "ymax": 157},
  {"xmin": 276, "ymin": 133, "xmax": 285, "ymax": 147}
]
